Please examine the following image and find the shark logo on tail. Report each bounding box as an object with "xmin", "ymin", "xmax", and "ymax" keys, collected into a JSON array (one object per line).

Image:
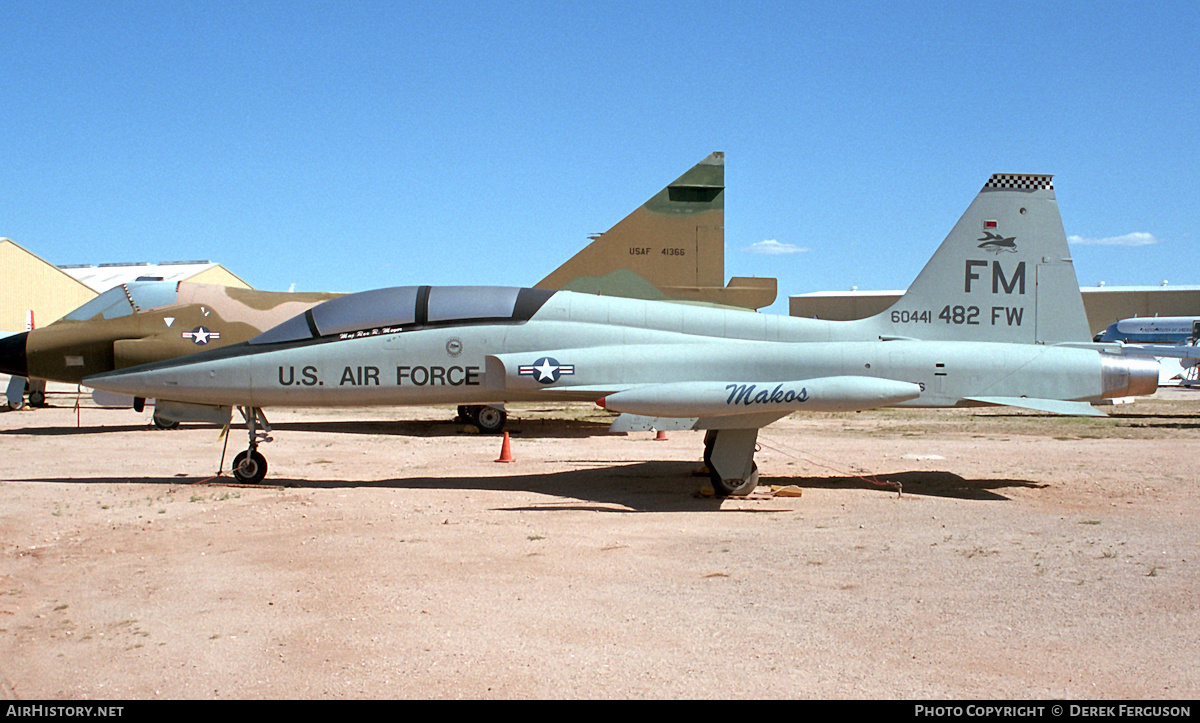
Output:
[{"xmin": 977, "ymin": 231, "xmax": 1018, "ymax": 254}]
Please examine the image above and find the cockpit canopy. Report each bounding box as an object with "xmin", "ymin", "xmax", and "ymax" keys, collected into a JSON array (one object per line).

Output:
[
  {"xmin": 62, "ymin": 281, "xmax": 180, "ymax": 321},
  {"xmin": 249, "ymin": 286, "xmax": 555, "ymax": 345}
]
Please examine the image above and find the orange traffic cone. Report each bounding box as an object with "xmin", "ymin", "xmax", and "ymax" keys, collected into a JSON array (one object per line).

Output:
[
  {"xmin": 654, "ymin": 429, "xmax": 669, "ymax": 441},
  {"xmin": 495, "ymin": 432, "xmax": 514, "ymax": 463}
]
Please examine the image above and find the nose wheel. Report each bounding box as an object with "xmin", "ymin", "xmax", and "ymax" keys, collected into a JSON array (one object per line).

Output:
[
  {"xmin": 228, "ymin": 406, "xmax": 273, "ymax": 484},
  {"xmin": 232, "ymin": 449, "xmax": 268, "ymax": 484}
]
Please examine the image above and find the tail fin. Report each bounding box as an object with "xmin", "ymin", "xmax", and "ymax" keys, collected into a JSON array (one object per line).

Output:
[
  {"xmin": 873, "ymin": 174, "xmax": 1090, "ymax": 344},
  {"xmin": 535, "ymin": 152, "xmax": 777, "ymax": 310}
]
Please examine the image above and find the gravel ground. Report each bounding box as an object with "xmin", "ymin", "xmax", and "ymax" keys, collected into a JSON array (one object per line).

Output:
[{"xmin": 1, "ymin": 386, "xmax": 1197, "ymax": 699}]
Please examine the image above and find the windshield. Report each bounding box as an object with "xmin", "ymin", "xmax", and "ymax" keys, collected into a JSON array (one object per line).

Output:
[
  {"xmin": 124, "ymin": 281, "xmax": 179, "ymax": 312},
  {"xmin": 62, "ymin": 281, "xmax": 180, "ymax": 321}
]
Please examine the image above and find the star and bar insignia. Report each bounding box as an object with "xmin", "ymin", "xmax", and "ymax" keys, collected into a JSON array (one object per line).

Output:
[
  {"xmin": 518, "ymin": 357, "xmax": 575, "ymax": 384},
  {"xmin": 182, "ymin": 326, "xmax": 221, "ymax": 345}
]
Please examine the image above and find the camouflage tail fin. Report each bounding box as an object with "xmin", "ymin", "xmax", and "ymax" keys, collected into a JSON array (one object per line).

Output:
[
  {"xmin": 535, "ymin": 152, "xmax": 776, "ymax": 310},
  {"xmin": 872, "ymin": 174, "xmax": 1090, "ymax": 344}
]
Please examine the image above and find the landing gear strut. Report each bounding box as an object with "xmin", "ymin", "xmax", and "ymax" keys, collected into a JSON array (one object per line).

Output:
[
  {"xmin": 703, "ymin": 428, "xmax": 761, "ymax": 496},
  {"xmin": 231, "ymin": 407, "xmax": 273, "ymax": 484}
]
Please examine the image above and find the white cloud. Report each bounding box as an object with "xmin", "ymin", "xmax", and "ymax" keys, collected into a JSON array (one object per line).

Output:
[
  {"xmin": 745, "ymin": 239, "xmax": 809, "ymax": 255},
  {"xmin": 1067, "ymin": 232, "xmax": 1160, "ymax": 247}
]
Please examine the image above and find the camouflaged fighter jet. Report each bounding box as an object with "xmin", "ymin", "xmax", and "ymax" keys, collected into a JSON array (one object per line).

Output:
[
  {"xmin": 0, "ymin": 281, "xmax": 338, "ymax": 425},
  {"xmin": 84, "ymin": 174, "xmax": 1160, "ymax": 493},
  {"xmin": 535, "ymin": 151, "xmax": 776, "ymax": 310},
  {"xmin": 0, "ymin": 152, "xmax": 772, "ymax": 429}
]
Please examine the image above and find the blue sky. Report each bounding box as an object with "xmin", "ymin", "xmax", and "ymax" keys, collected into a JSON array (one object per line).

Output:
[{"xmin": 3, "ymin": 2, "xmax": 1197, "ymax": 313}]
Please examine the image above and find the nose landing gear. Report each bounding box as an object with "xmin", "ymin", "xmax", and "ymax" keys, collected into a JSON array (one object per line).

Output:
[{"xmin": 230, "ymin": 407, "xmax": 273, "ymax": 484}]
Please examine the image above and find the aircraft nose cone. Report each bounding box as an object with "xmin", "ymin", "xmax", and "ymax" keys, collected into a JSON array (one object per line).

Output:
[{"xmin": 0, "ymin": 332, "xmax": 29, "ymax": 377}]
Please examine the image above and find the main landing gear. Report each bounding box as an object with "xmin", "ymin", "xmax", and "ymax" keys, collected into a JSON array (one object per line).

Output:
[
  {"xmin": 4, "ymin": 378, "xmax": 46, "ymax": 411},
  {"xmin": 702, "ymin": 428, "xmax": 761, "ymax": 497},
  {"xmin": 230, "ymin": 407, "xmax": 273, "ymax": 484},
  {"xmin": 151, "ymin": 412, "xmax": 180, "ymax": 429},
  {"xmin": 457, "ymin": 404, "xmax": 507, "ymax": 434}
]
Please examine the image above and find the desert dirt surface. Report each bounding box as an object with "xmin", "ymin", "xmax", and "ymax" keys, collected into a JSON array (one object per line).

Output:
[{"xmin": 1, "ymin": 384, "xmax": 1198, "ymax": 699}]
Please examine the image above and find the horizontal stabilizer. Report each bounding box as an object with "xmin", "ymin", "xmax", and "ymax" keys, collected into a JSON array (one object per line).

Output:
[{"xmin": 964, "ymin": 396, "xmax": 1107, "ymax": 417}]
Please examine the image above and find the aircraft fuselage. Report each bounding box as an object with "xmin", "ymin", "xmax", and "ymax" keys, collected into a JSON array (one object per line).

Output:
[{"xmin": 85, "ymin": 290, "xmax": 1152, "ymax": 412}]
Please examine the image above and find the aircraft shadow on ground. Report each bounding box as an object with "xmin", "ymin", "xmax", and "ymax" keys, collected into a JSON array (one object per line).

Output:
[
  {"xmin": 0, "ymin": 423, "xmax": 163, "ymax": 436},
  {"xmin": 982, "ymin": 409, "xmax": 1200, "ymax": 426},
  {"xmin": 787, "ymin": 470, "xmax": 1043, "ymax": 501},
  {"xmin": 0, "ymin": 416, "xmax": 614, "ymax": 439},
  {"xmin": 1107, "ymin": 411, "xmax": 1200, "ymax": 430},
  {"xmin": 269, "ymin": 416, "xmax": 613, "ymax": 439},
  {"xmin": 25, "ymin": 462, "xmax": 721, "ymax": 513},
  {"xmin": 23, "ymin": 465, "xmax": 1039, "ymax": 510}
]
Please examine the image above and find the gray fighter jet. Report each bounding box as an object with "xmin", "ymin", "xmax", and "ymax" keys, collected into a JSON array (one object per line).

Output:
[
  {"xmin": 0, "ymin": 152, "xmax": 771, "ymax": 431},
  {"xmin": 85, "ymin": 174, "xmax": 1160, "ymax": 493}
]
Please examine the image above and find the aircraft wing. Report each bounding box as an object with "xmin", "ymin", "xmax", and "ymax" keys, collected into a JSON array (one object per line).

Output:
[{"xmin": 607, "ymin": 411, "xmax": 793, "ymax": 433}]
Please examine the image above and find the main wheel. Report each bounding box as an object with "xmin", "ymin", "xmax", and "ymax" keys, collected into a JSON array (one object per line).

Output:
[
  {"xmin": 473, "ymin": 405, "xmax": 507, "ymax": 434},
  {"xmin": 152, "ymin": 412, "xmax": 180, "ymax": 430},
  {"xmin": 710, "ymin": 462, "xmax": 759, "ymax": 497},
  {"xmin": 28, "ymin": 390, "xmax": 46, "ymax": 407},
  {"xmin": 232, "ymin": 449, "xmax": 268, "ymax": 484}
]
